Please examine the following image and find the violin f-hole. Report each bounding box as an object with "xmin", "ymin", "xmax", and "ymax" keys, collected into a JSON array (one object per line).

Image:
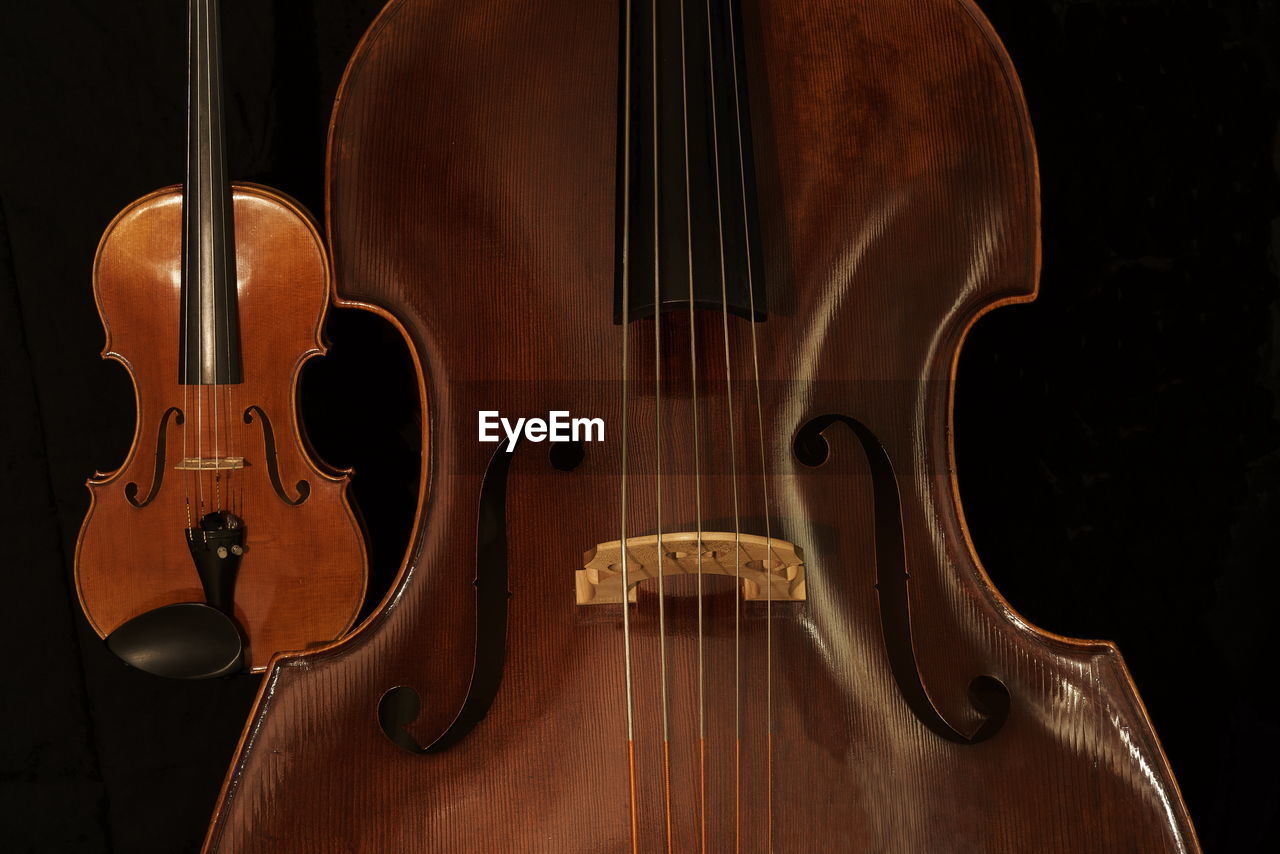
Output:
[
  {"xmin": 243, "ymin": 405, "xmax": 310, "ymax": 506},
  {"xmin": 795, "ymin": 414, "xmax": 1010, "ymax": 744},
  {"xmin": 378, "ymin": 439, "xmax": 516, "ymax": 754},
  {"xmin": 124, "ymin": 406, "xmax": 183, "ymax": 508}
]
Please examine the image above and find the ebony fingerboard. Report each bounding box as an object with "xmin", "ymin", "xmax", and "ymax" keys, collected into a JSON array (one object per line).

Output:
[
  {"xmin": 180, "ymin": 0, "xmax": 242, "ymax": 384},
  {"xmin": 614, "ymin": 0, "xmax": 766, "ymax": 323}
]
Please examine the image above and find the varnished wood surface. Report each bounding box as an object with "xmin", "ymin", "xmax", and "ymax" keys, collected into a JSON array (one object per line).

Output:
[
  {"xmin": 205, "ymin": 1, "xmax": 1199, "ymax": 850},
  {"xmin": 76, "ymin": 184, "xmax": 367, "ymax": 671}
]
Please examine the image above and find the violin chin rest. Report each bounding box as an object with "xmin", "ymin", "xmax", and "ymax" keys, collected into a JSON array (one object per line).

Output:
[{"xmin": 106, "ymin": 602, "xmax": 245, "ymax": 680}]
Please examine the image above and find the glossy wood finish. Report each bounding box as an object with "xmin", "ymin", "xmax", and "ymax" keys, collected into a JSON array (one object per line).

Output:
[
  {"xmin": 205, "ymin": 1, "xmax": 1199, "ymax": 850},
  {"xmin": 76, "ymin": 185, "xmax": 367, "ymax": 671}
]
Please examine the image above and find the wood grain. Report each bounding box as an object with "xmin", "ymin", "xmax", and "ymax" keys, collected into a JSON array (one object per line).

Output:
[
  {"xmin": 203, "ymin": 1, "xmax": 1200, "ymax": 850},
  {"xmin": 76, "ymin": 184, "xmax": 368, "ymax": 671}
]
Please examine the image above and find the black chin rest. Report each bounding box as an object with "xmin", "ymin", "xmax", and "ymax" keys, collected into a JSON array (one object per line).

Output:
[{"xmin": 105, "ymin": 602, "xmax": 244, "ymax": 680}]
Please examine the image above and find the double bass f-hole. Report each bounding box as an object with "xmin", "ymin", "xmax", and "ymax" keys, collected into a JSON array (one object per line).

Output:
[
  {"xmin": 378, "ymin": 438, "xmax": 521, "ymax": 754},
  {"xmin": 794, "ymin": 414, "xmax": 1011, "ymax": 744},
  {"xmin": 377, "ymin": 436, "xmax": 585, "ymax": 753},
  {"xmin": 194, "ymin": 0, "xmax": 1204, "ymax": 846}
]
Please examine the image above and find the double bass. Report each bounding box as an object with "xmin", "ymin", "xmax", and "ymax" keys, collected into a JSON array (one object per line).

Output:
[
  {"xmin": 75, "ymin": 0, "xmax": 367, "ymax": 678},
  {"xmin": 205, "ymin": 0, "xmax": 1200, "ymax": 849}
]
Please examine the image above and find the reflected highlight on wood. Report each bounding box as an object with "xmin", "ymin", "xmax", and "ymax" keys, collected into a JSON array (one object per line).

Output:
[{"xmin": 202, "ymin": 0, "xmax": 1200, "ymax": 851}]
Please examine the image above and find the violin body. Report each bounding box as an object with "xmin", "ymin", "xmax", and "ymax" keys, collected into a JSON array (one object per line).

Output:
[
  {"xmin": 204, "ymin": 0, "xmax": 1198, "ymax": 850},
  {"xmin": 76, "ymin": 184, "xmax": 367, "ymax": 671}
]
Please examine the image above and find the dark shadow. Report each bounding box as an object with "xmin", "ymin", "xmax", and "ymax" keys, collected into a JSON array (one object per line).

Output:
[{"xmin": 300, "ymin": 305, "xmax": 421, "ymax": 620}]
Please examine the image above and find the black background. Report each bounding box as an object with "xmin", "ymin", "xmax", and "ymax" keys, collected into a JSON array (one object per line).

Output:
[{"xmin": 1, "ymin": 1, "xmax": 1276, "ymax": 852}]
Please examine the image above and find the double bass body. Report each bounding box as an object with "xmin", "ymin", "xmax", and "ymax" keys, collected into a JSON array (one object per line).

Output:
[{"xmin": 203, "ymin": 0, "xmax": 1200, "ymax": 850}]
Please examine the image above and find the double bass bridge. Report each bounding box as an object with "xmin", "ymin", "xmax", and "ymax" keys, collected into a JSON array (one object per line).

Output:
[{"xmin": 576, "ymin": 533, "xmax": 807, "ymax": 604}]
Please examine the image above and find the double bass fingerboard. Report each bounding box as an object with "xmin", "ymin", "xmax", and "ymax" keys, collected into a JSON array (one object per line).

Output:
[{"xmin": 614, "ymin": 0, "xmax": 767, "ymax": 323}]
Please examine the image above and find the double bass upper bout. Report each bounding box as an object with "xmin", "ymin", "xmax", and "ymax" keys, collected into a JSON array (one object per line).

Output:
[{"xmin": 196, "ymin": 0, "xmax": 1201, "ymax": 850}]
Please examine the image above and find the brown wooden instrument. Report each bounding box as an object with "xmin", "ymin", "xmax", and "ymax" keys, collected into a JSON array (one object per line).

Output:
[
  {"xmin": 75, "ymin": 0, "xmax": 367, "ymax": 676},
  {"xmin": 204, "ymin": 0, "xmax": 1199, "ymax": 849}
]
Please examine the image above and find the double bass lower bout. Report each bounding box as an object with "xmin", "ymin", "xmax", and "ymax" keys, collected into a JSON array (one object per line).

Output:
[
  {"xmin": 201, "ymin": 0, "xmax": 1201, "ymax": 850},
  {"xmin": 794, "ymin": 413, "xmax": 1011, "ymax": 745}
]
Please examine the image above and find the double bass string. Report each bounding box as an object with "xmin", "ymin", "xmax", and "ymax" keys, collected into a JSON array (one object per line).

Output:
[
  {"xmin": 650, "ymin": 0, "xmax": 675, "ymax": 849},
  {"xmin": 724, "ymin": 0, "xmax": 778, "ymax": 846},
  {"xmin": 627, "ymin": 3, "xmax": 761, "ymax": 846},
  {"xmin": 703, "ymin": 0, "xmax": 745, "ymax": 846},
  {"xmin": 618, "ymin": 3, "xmax": 640, "ymax": 852},
  {"xmin": 675, "ymin": 0, "xmax": 709, "ymax": 848}
]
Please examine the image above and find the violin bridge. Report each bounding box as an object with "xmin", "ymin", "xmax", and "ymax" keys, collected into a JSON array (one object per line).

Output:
[
  {"xmin": 577, "ymin": 532, "xmax": 806, "ymax": 605},
  {"xmin": 174, "ymin": 456, "xmax": 247, "ymax": 471}
]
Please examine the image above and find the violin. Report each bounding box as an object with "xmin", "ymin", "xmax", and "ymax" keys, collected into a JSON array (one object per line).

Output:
[
  {"xmin": 74, "ymin": 0, "xmax": 367, "ymax": 678},
  {"xmin": 204, "ymin": 0, "xmax": 1199, "ymax": 849}
]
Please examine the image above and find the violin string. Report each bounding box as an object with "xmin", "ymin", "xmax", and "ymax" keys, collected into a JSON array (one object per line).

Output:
[
  {"xmin": 703, "ymin": 0, "xmax": 744, "ymax": 847},
  {"xmin": 675, "ymin": 0, "xmax": 708, "ymax": 848},
  {"xmin": 212, "ymin": 0, "xmax": 237, "ymax": 517},
  {"xmin": 182, "ymin": 3, "xmax": 192, "ymax": 526},
  {"xmin": 724, "ymin": 1, "xmax": 777, "ymax": 848},
  {"xmin": 650, "ymin": 0, "xmax": 675, "ymax": 849},
  {"xmin": 193, "ymin": 0, "xmax": 205, "ymax": 516},
  {"xmin": 619, "ymin": 3, "xmax": 640, "ymax": 851},
  {"xmin": 206, "ymin": 0, "xmax": 222, "ymax": 513},
  {"xmin": 205, "ymin": 0, "xmax": 217, "ymax": 511}
]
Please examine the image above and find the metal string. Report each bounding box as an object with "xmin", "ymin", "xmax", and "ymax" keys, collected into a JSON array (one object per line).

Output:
[
  {"xmin": 650, "ymin": 0, "xmax": 675, "ymax": 850},
  {"xmin": 193, "ymin": 0, "xmax": 205, "ymax": 515},
  {"xmin": 724, "ymin": 1, "xmax": 778, "ymax": 848},
  {"xmin": 181, "ymin": 0, "xmax": 193, "ymax": 525},
  {"xmin": 703, "ymin": 0, "xmax": 745, "ymax": 847},
  {"xmin": 205, "ymin": 0, "xmax": 222, "ymax": 513},
  {"xmin": 211, "ymin": 0, "xmax": 237, "ymax": 517},
  {"xmin": 675, "ymin": 0, "xmax": 708, "ymax": 849},
  {"xmin": 618, "ymin": 3, "xmax": 640, "ymax": 852}
]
